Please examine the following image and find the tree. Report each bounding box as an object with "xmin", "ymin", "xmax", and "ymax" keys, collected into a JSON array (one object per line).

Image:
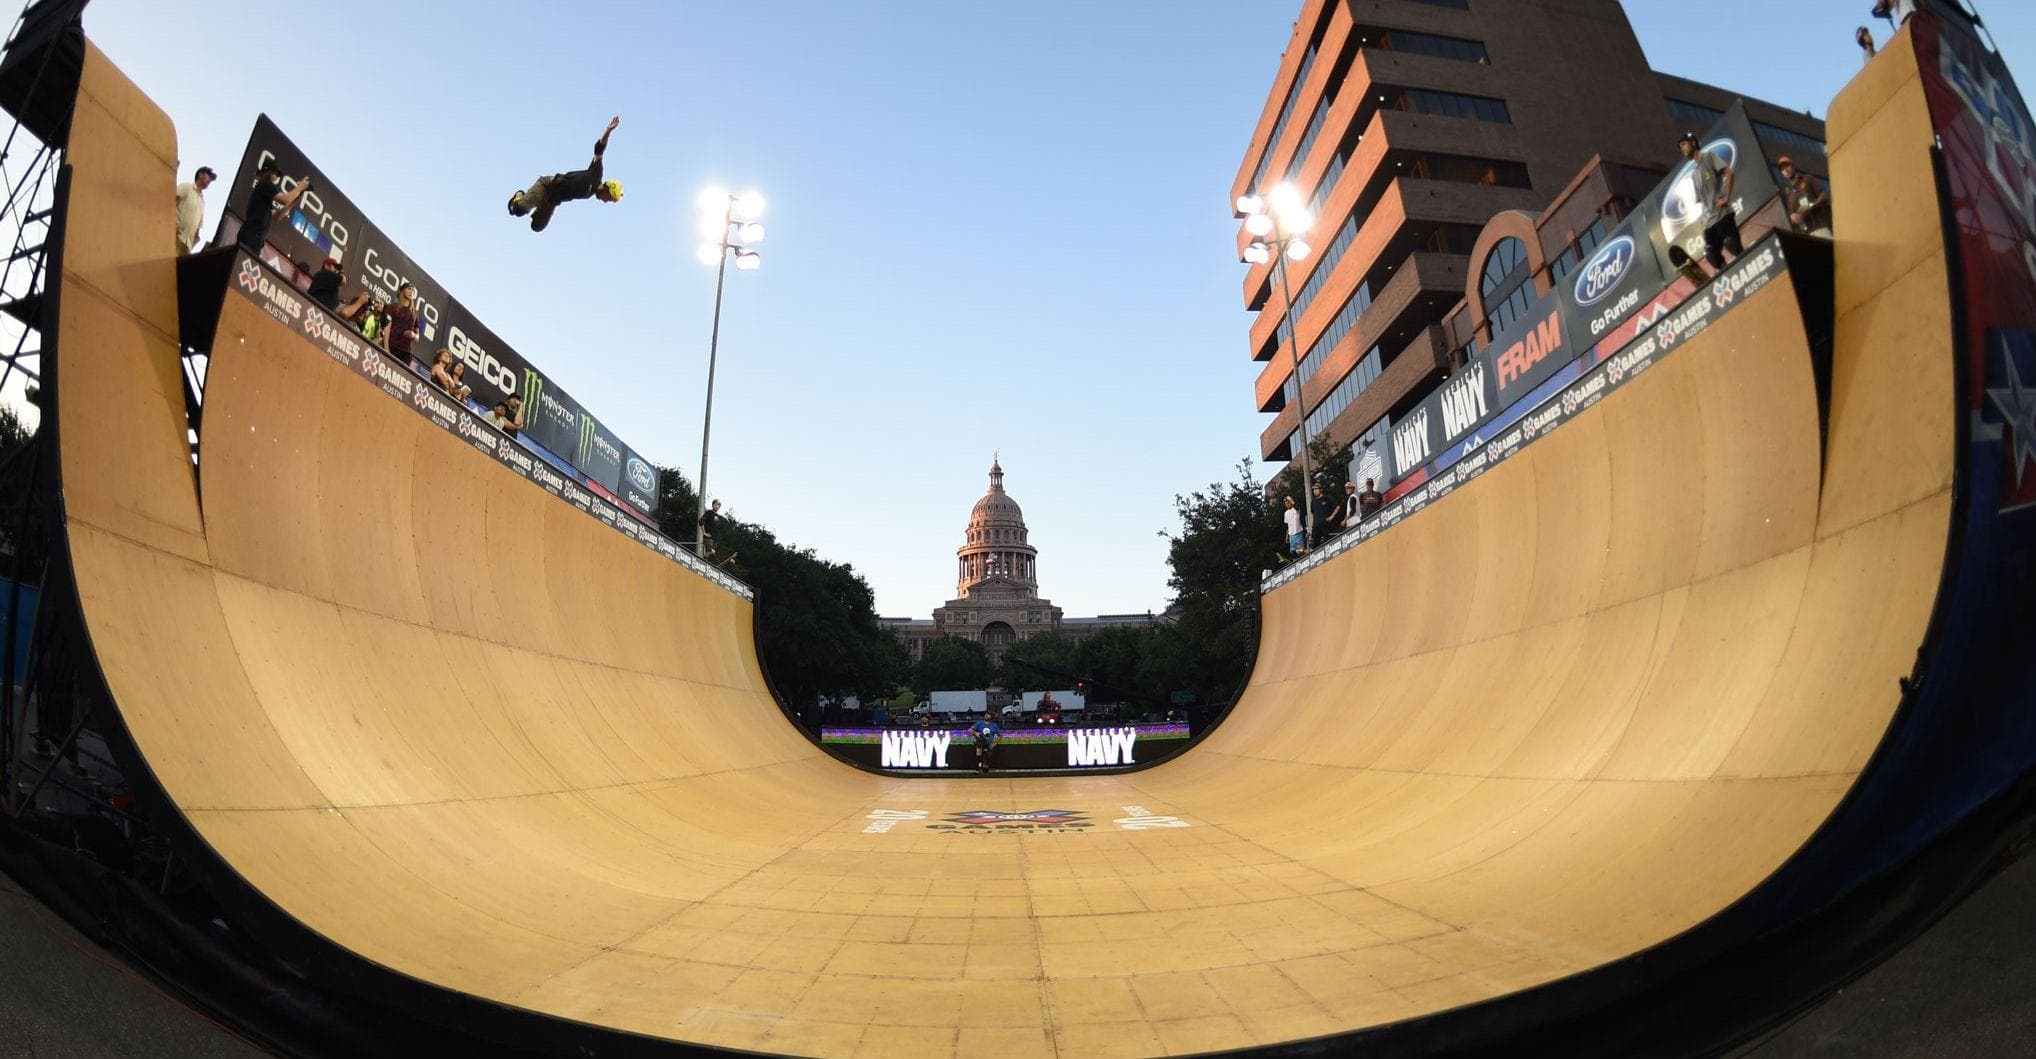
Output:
[
  {"xmin": 1266, "ymin": 434, "xmax": 1353, "ymax": 505},
  {"xmin": 653, "ymin": 465, "xmax": 907, "ymax": 726},
  {"xmin": 0, "ymin": 404, "xmax": 48, "ymax": 584},
  {"xmin": 996, "ymin": 631, "xmax": 1079, "ymax": 692},
  {"xmin": 1151, "ymin": 459, "xmax": 1285, "ymax": 707},
  {"xmin": 1077, "ymin": 625, "xmax": 1160, "ymax": 706},
  {"xmin": 911, "ymin": 636, "xmax": 993, "ymax": 697}
]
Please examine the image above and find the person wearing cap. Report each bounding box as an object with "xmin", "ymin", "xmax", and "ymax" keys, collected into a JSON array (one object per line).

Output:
[
  {"xmin": 236, "ymin": 161, "xmax": 312, "ymax": 257},
  {"xmin": 507, "ymin": 115, "xmax": 624, "ymax": 233},
  {"xmin": 306, "ymin": 255, "xmax": 346, "ymax": 311},
  {"xmin": 1679, "ymin": 131, "xmax": 1741, "ymax": 270},
  {"xmin": 1779, "ymin": 156, "xmax": 1832, "ymax": 237},
  {"xmin": 174, "ymin": 165, "xmax": 214, "ymax": 255}
]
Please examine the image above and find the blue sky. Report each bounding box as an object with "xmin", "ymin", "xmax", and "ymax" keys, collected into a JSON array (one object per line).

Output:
[{"xmin": 67, "ymin": 1, "xmax": 2032, "ymax": 617}]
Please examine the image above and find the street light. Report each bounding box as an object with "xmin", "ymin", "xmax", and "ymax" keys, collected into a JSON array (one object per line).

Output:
[
  {"xmin": 693, "ymin": 187, "xmax": 766, "ymax": 557},
  {"xmin": 1239, "ymin": 181, "xmax": 1320, "ymax": 541}
]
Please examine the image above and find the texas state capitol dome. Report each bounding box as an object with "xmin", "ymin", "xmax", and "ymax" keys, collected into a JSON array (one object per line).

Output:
[{"xmin": 883, "ymin": 458, "xmax": 1157, "ymax": 665}]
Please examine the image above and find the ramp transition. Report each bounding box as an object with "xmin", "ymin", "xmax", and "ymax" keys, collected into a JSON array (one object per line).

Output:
[{"xmin": 27, "ymin": 10, "xmax": 2036, "ymax": 1057}]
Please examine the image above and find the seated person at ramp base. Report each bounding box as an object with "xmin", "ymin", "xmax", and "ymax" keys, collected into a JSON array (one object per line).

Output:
[{"xmin": 970, "ymin": 712, "xmax": 1001, "ymax": 773}]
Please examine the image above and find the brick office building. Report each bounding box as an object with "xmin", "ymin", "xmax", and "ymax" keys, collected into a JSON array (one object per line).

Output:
[{"xmin": 1235, "ymin": 0, "xmax": 1827, "ymax": 485}]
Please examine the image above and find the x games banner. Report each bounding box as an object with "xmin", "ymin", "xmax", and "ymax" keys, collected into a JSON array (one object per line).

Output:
[{"xmin": 221, "ymin": 115, "xmax": 658, "ymax": 517}]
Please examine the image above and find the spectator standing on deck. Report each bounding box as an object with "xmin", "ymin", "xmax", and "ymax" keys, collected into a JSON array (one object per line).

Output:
[
  {"xmin": 237, "ymin": 162, "xmax": 311, "ymax": 256},
  {"xmin": 445, "ymin": 362, "xmax": 472, "ymax": 403},
  {"xmin": 1780, "ymin": 157, "xmax": 1832, "ymax": 237},
  {"xmin": 1337, "ymin": 480, "xmax": 1361, "ymax": 532},
  {"xmin": 386, "ymin": 283, "xmax": 423, "ymax": 366},
  {"xmin": 1680, "ymin": 131, "xmax": 1741, "ymax": 270},
  {"xmin": 698, "ymin": 498, "xmax": 724, "ymax": 557},
  {"xmin": 174, "ymin": 166, "xmax": 213, "ymax": 254},
  {"xmin": 1857, "ymin": 26, "xmax": 1877, "ymax": 61},
  {"xmin": 970, "ymin": 711, "xmax": 1002, "ymax": 773},
  {"xmin": 500, "ymin": 394, "xmax": 526, "ymax": 438},
  {"xmin": 357, "ymin": 297, "xmax": 390, "ymax": 349},
  {"xmin": 306, "ymin": 256, "xmax": 345, "ymax": 311},
  {"xmin": 1358, "ymin": 479, "xmax": 1384, "ymax": 519},
  {"xmin": 1282, "ymin": 496, "xmax": 1305, "ymax": 558},
  {"xmin": 1310, "ymin": 485, "xmax": 1335, "ymax": 548}
]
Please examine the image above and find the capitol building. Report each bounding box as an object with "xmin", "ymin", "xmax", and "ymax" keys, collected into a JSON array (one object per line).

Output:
[{"xmin": 883, "ymin": 458, "xmax": 1157, "ymax": 664}]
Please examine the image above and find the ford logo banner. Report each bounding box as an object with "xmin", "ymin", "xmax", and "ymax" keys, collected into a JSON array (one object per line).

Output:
[
  {"xmin": 1573, "ymin": 234, "xmax": 1637, "ymax": 306},
  {"xmin": 626, "ymin": 456, "xmax": 656, "ymax": 493}
]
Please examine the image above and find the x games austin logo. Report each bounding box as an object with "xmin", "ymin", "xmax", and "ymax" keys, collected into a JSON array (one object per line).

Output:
[{"xmin": 928, "ymin": 809, "xmax": 1094, "ymax": 835}]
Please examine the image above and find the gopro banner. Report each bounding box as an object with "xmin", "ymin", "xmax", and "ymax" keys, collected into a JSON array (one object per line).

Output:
[{"xmin": 222, "ymin": 115, "xmax": 657, "ymax": 518}]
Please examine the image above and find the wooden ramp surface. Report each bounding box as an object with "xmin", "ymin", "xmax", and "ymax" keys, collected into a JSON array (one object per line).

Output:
[{"xmin": 50, "ymin": 25, "xmax": 1954, "ymax": 1059}]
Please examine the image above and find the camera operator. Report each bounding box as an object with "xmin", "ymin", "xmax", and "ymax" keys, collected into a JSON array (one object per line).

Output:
[
  {"xmin": 306, "ymin": 256, "xmax": 346, "ymax": 312},
  {"xmin": 237, "ymin": 162, "xmax": 313, "ymax": 257}
]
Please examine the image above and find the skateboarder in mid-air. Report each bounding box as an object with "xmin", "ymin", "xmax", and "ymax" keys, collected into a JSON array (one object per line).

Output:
[
  {"xmin": 508, "ymin": 116, "xmax": 623, "ymax": 232},
  {"xmin": 970, "ymin": 711, "xmax": 1002, "ymax": 773}
]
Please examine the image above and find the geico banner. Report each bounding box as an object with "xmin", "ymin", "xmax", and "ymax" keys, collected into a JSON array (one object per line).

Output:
[
  {"xmin": 438, "ymin": 300, "xmax": 531, "ymax": 411},
  {"xmin": 1652, "ymin": 100, "xmax": 1781, "ymax": 270}
]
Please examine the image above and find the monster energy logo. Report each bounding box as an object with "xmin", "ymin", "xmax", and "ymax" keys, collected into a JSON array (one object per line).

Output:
[{"xmin": 577, "ymin": 414, "xmax": 598, "ymax": 466}]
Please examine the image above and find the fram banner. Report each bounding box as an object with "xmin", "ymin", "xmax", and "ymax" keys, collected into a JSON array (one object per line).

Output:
[{"xmin": 222, "ymin": 115, "xmax": 657, "ymax": 518}]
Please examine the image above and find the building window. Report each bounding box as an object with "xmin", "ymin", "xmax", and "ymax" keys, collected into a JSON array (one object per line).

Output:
[
  {"xmin": 1754, "ymin": 120, "xmax": 1825, "ymax": 156},
  {"xmin": 1386, "ymin": 87, "xmax": 1511, "ymax": 124},
  {"xmin": 1282, "ymin": 275, "xmax": 1380, "ymax": 406},
  {"xmin": 1403, "ymin": 152, "xmax": 1531, "ymax": 188},
  {"xmin": 1304, "ymin": 345, "xmax": 1386, "ymax": 438},
  {"xmin": 1480, "ymin": 236, "xmax": 1533, "ymax": 334},
  {"xmin": 1547, "ymin": 217, "xmax": 1608, "ymax": 284},
  {"xmin": 1666, "ymin": 98, "xmax": 1726, "ymax": 128},
  {"xmin": 1368, "ymin": 29, "xmax": 1489, "ymax": 64},
  {"xmin": 1419, "ymin": 222, "xmax": 1484, "ymax": 254},
  {"xmin": 1247, "ymin": 31, "xmax": 1324, "ymax": 194}
]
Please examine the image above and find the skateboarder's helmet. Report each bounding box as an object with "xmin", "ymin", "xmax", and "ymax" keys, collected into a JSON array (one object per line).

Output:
[{"xmin": 600, "ymin": 180, "xmax": 624, "ymax": 202}]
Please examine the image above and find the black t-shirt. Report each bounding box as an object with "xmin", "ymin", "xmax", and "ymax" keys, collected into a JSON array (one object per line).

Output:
[
  {"xmin": 238, "ymin": 177, "xmax": 280, "ymax": 250},
  {"xmin": 1310, "ymin": 495, "xmax": 1334, "ymax": 527},
  {"xmin": 547, "ymin": 141, "xmax": 606, "ymax": 201},
  {"xmin": 306, "ymin": 270, "xmax": 342, "ymax": 311},
  {"xmin": 700, "ymin": 509, "xmax": 722, "ymax": 535}
]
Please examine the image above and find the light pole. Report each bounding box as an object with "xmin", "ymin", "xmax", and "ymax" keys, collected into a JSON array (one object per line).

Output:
[
  {"xmin": 1239, "ymin": 182, "xmax": 1317, "ymax": 538},
  {"xmin": 693, "ymin": 187, "xmax": 765, "ymax": 556}
]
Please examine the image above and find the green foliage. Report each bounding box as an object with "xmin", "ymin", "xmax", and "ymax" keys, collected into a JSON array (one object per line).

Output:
[
  {"xmin": 653, "ymin": 465, "xmax": 907, "ymax": 722},
  {"xmin": 996, "ymin": 631, "xmax": 1079, "ymax": 692},
  {"xmin": 911, "ymin": 636, "xmax": 994, "ymax": 697},
  {"xmin": 1153, "ymin": 459, "xmax": 1285, "ymax": 706},
  {"xmin": 1266, "ymin": 434, "xmax": 1353, "ymax": 502}
]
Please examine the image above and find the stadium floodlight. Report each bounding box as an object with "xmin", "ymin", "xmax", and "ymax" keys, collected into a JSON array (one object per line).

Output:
[
  {"xmin": 1234, "ymin": 183, "xmax": 1321, "ymax": 537},
  {"xmin": 692, "ymin": 184, "xmax": 766, "ymax": 559}
]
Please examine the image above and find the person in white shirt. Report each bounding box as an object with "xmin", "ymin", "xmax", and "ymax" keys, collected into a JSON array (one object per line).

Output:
[
  {"xmin": 174, "ymin": 166, "xmax": 215, "ymax": 255},
  {"xmin": 1282, "ymin": 496, "xmax": 1305, "ymax": 558}
]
